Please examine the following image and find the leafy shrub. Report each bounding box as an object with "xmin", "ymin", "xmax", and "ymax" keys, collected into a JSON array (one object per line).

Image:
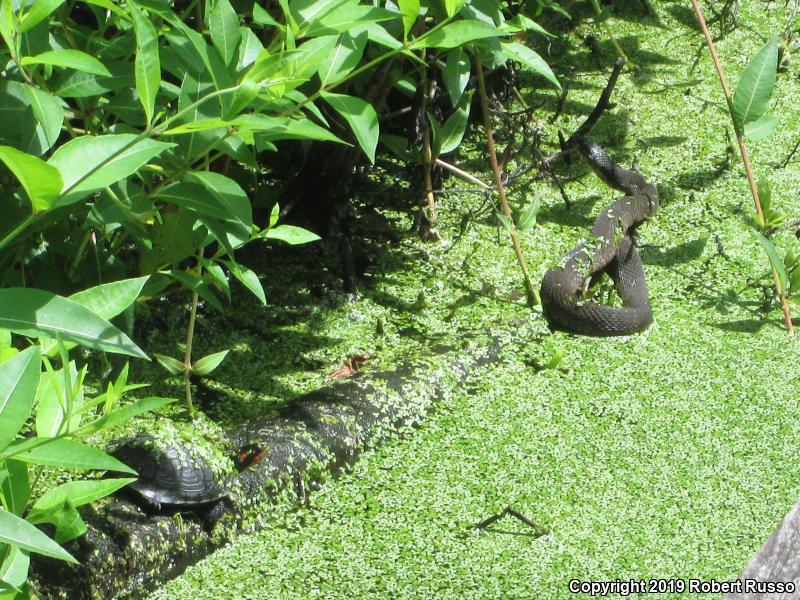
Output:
[
  {"xmin": 0, "ymin": 0, "xmax": 561, "ymax": 593},
  {"xmin": 0, "ymin": 281, "xmax": 171, "ymax": 598}
]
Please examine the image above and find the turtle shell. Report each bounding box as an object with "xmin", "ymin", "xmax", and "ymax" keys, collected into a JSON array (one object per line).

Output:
[{"xmin": 111, "ymin": 435, "xmax": 228, "ymax": 510}]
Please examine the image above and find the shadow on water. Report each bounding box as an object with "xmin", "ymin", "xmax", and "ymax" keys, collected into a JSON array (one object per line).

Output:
[
  {"xmin": 665, "ymin": 4, "xmax": 701, "ymax": 31},
  {"xmin": 134, "ymin": 170, "xmax": 438, "ymax": 425},
  {"xmin": 537, "ymin": 193, "xmax": 601, "ymax": 229},
  {"xmin": 636, "ymin": 135, "xmax": 689, "ymax": 149},
  {"xmin": 640, "ymin": 237, "xmax": 707, "ymax": 267}
]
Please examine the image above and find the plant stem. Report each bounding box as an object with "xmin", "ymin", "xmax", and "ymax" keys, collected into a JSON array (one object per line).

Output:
[
  {"xmin": 419, "ymin": 60, "xmax": 441, "ymax": 242},
  {"xmin": 475, "ymin": 55, "xmax": 538, "ymax": 307},
  {"xmin": 183, "ymin": 289, "xmax": 199, "ymax": 418},
  {"xmin": 690, "ymin": 0, "xmax": 794, "ymax": 334},
  {"xmin": 182, "ymin": 244, "xmax": 207, "ymax": 417},
  {"xmin": 421, "ymin": 125, "xmax": 442, "ymax": 241}
]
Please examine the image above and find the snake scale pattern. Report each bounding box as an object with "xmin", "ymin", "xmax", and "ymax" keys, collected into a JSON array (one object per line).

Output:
[{"xmin": 540, "ymin": 138, "xmax": 659, "ymax": 336}]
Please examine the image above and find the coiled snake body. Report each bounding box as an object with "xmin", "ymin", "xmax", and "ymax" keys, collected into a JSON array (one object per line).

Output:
[{"xmin": 540, "ymin": 139, "xmax": 659, "ymax": 336}]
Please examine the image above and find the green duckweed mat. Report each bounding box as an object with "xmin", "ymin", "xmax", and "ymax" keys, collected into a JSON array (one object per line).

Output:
[{"xmin": 145, "ymin": 2, "xmax": 800, "ymax": 598}]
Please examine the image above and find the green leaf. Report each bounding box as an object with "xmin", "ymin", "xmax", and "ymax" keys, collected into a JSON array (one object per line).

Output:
[
  {"xmin": 502, "ymin": 14, "xmax": 555, "ymax": 38},
  {"xmin": 163, "ymin": 114, "xmax": 346, "ymax": 145},
  {"xmin": 263, "ymin": 224, "xmax": 321, "ymax": 245},
  {"xmin": 199, "ymin": 215, "xmax": 247, "ymax": 257},
  {"xmin": 543, "ymin": 343, "xmax": 565, "ymax": 370},
  {"xmin": 755, "ymin": 231, "xmax": 789, "ymax": 296},
  {"xmin": 69, "ymin": 277, "xmax": 149, "ymax": 321},
  {"xmin": 208, "ymin": 0, "xmax": 241, "ymax": 66},
  {"xmin": 242, "ymin": 115, "xmax": 345, "ymax": 145},
  {"xmin": 744, "ymin": 112, "xmax": 778, "ymax": 141},
  {"xmin": 0, "ymin": 509, "xmax": 76, "ymax": 563},
  {"xmin": 438, "ymin": 94, "xmax": 471, "ymax": 154},
  {"xmin": 226, "ymin": 79, "xmax": 260, "ymax": 119},
  {"xmin": 139, "ymin": 209, "xmax": 200, "ymax": 274},
  {"xmin": 0, "ymin": 348, "xmax": 40, "ymax": 452},
  {"xmin": 45, "ymin": 500, "xmax": 86, "ymax": 544},
  {"xmin": 318, "ymin": 31, "xmax": 368, "ymax": 87},
  {"xmin": 79, "ymin": 397, "xmax": 174, "ymax": 435},
  {"xmin": 380, "ymin": 133, "xmax": 419, "ymax": 162},
  {"xmin": 202, "ymin": 260, "xmax": 231, "ymax": 301},
  {"xmin": 733, "ymin": 36, "xmax": 778, "ymax": 128},
  {"xmin": 154, "ymin": 353, "xmax": 185, "ymax": 375},
  {"xmin": 185, "ymin": 171, "xmax": 252, "ymax": 230},
  {"xmin": 21, "ymin": 49, "xmax": 111, "ymax": 77},
  {"xmin": 791, "ymin": 266, "xmax": 800, "ymax": 296},
  {"xmin": 500, "ymin": 41, "xmax": 560, "ymax": 91},
  {"xmin": 224, "ymin": 260, "xmax": 266, "ymax": 305},
  {"xmin": 48, "ymin": 134, "xmax": 175, "ymax": 208},
  {"xmin": 160, "ymin": 117, "xmax": 235, "ymax": 135},
  {"xmin": 0, "ymin": 289, "xmax": 147, "ymax": 359},
  {"xmin": 303, "ymin": 4, "xmax": 395, "ymax": 37},
  {"xmin": 129, "ymin": 0, "xmax": 161, "ymax": 126},
  {"xmin": 35, "ymin": 361, "xmax": 69, "ymax": 438},
  {"xmin": 83, "ymin": 0, "xmax": 126, "ymax": 17},
  {"xmin": 496, "ymin": 212, "xmax": 513, "ymax": 231},
  {"xmin": 0, "ymin": 146, "xmax": 62, "ymax": 214},
  {"xmin": 292, "ymin": 0, "xmax": 349, "ymax": 30},
  {"xmin": 9, "ymin": 439, "xmax": 136, "ymax": 473},
  {"xmin": 18, "ymin": 0, "xmax": 66, "ymax": 32},
  {"xmin": 167, "ymin": 270, "xmax": 224, "ymax": 312},
  {"xmin": 427, "ymin": 113, "xmax": 442, "ymax": 158},
  {"xmin": 253, "ymin": 4, "xmax": 283, "ymax": 29},
  {"xmin": 161, "ymin": 12, "xmax": 233, "ymax": 97},
  {"xmin": 517, "ymin": 197, "xmax": 541, "ymax": 232},
  {"xmin": 55, "ymin": 66, "xmax": 134, "ymax": 99},
  {"xmin": 444, "ymin": 0, "xmax": 465, "ymax": 17},
  {"xmin": 757, "ymin": 177, "xmax": 772, "ymax": 214},
  {"xmin": 0, "ymin": 460, "xmax": 29, "ymax": 516},
  {"xmin": 0, "ymin": 544, "xmax": 29, "ymax": 590},
  {"xmin": 192, "ymin": 350, "xmax": 230, "ymax": 376},
  {"xmin": 443, "ymin": 48, "xmax": 471, "ymax": 107},
  {"xmin": 398, "ymin": 0, "xmax": 420, "ymax": 39},
  {"xmin": 413, "ymin": 20, "xmax": 509, "ymax": 49},
  {"xmin": 28, "ymin": 479, "xmax": 135, "ymax": 523},
  {"xmin": 322, "ymin": 93, "xmax": 378, "ymax": 164},
  {"xmin": 237, "ymin": 26, "xmax": 265, "ymax": 72},
  {"xmin": 0, "ymin": 1, "xmax": 14, "ymax": 56},
  {"xmin": 23, "ymin": 85, "xmax": 64, "ymax": 151},
  {"xmin": 159, "ymin": 182, "xmax": 239, "ymax": 223},
  {"xmin": 353, "ymin": 22, "xmax": 403, "ymax": 50}
]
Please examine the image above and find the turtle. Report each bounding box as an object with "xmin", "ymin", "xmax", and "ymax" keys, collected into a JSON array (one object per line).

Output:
[{"xmin": 110, "ymin": 434, "xmax": 266, "ymax": 530}]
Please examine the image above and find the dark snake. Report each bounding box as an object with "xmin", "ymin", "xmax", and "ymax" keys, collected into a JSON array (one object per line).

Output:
[{"xmin": 540, "ymin": 138, "xmax": 659, "ymax": 336}]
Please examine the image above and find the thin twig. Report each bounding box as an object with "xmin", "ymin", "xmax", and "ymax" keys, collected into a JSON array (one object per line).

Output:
[
  {"xmin": 475, "ymin": 55, "xmax": 538, "ymax": 307},
  {"xmin": 435, "ymin": 159, "xmax": 492, "ymax": 189},
  {"xmin": 780, "ymin": 136, "xmax": 800, "ymax": 168},
  {"xmin": 540, "ymin": 58, "xmax": 626, "ymax": 167},
  {"xmin": 420, "ymin": 71, "xmax": 442, "ymax": 242},
  {"xmin": 550, "ymin": 67, "xmax": 576, "ymax": 123},
  {"xmin": 567, "ymin": 57, "xmax": 626, "ymax": 148},
  {"xmin": 474, "ymin": 506, "xmax": 547, "ymax": 537}
]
